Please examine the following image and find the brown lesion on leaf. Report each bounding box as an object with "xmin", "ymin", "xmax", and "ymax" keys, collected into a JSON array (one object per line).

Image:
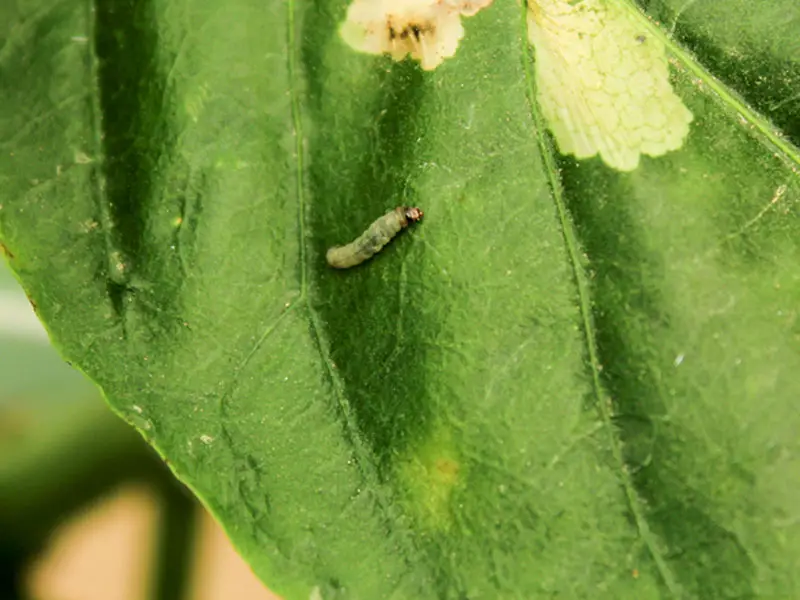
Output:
[
  {"xmin": 26, "ymin": 294, "xmax": 38, "ymax": 314},
  {"xmin": 0, "ymin": 241, "xmax": 14, "ymax": 260},
  {"xmin": 433, "ymin": 455, "xmax": 460, "ymax": 482},
  {"xmin": 388, "ymin": 21, "xmax": 434, "ymax": 42}
]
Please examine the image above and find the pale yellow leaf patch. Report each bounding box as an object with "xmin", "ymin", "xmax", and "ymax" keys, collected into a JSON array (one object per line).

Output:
[
  {"xmin": 340, "ymin": 0, "xmax": 493, "ymax": 71},
  {"xmin": 527, "ymin": 0, "xmax": 693, "ymax": 171},
  {"xmin": 395, "ymin": 423, "xmax": 464, "ymax": 530}
]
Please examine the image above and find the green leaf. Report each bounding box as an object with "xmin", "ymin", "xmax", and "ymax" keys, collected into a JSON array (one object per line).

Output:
[{"xmin": 1, "ymin": 0, "xmax": 799, "ymax": 598}]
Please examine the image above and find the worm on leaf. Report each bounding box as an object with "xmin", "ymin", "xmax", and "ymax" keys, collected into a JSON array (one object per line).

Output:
[{"xmin": 326, "ymin": 206, "xmax": 424, "ymax": 269}]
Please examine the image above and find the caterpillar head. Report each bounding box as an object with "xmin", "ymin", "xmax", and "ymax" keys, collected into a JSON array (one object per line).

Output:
[{"xmin": 402, "ymin": 206, "xmax": 424, "ymax": 224}]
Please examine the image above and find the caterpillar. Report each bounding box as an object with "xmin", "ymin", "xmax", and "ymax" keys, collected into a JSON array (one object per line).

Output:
[{"xmin": 326, "ymin": 206, "xmax": 424, "ymax": 269}]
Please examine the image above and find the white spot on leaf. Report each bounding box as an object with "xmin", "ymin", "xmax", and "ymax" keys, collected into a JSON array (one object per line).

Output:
[
  {"xmin": 527, "ymin": 0, "xmax": 693, "ymax": 171},
  {"xmin": 74, "ymin": 150, "xmax": 93, "ymax": 164},
  {"xmin": 340, "ymin": 0, "xmax": 493, "ymax": 70}
]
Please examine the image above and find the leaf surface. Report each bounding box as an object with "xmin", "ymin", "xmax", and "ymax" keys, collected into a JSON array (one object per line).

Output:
[{"xmin": 1, "ymin": 0, "xmax": 799, "ymax": 598}]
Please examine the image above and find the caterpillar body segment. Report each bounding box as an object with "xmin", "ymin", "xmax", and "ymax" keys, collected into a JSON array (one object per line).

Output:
[{"xmin": 326, "ymin": 206, "xmax": 424, "ymax": 269}]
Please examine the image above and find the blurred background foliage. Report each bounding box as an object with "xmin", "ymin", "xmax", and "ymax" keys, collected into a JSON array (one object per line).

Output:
[{"xmin": 0, "ymin": 261, "xmax": 275, "ymax": 600}]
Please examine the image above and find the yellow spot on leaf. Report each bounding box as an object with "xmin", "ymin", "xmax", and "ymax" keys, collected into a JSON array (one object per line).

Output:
[{"xmin": 396, "ymin": 425, "xmax": 463, "ymax": 530}]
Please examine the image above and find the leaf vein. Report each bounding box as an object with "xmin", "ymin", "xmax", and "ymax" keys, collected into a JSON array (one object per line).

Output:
[
  {"xmin": 520, "ymin": 2, "xmax": 682, "ymax": 596},
  {"xmin": 286, "ymin": 0, "xmax": 383, "ymax": 495}
]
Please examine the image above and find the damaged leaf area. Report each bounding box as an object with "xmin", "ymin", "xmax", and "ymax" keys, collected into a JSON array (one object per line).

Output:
[
  {"xmin": 339, "ymin": 0, "xmax": 493, "ymax": 70},
  {"xmin": 2, "ymin": 0, "xmax": 800, "ymax": 599},
  {"xmin": 526, "ymin": 0, "xmax": 693, "ymax": 170},
  {"xmin": 340, "ymin": 0, "xmax": 693, "ymax": 171}
]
